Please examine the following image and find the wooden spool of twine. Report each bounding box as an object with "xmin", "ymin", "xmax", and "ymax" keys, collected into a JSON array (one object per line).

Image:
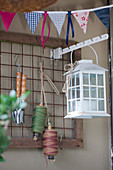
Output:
[
  {"xmin": 32, "ymin": 62, "xmax": 59, "ymax": 145},
  {"xmin": 0, "ymin": 0, "xmax": 57, "ymax": 13},
  {"xmin": 43, "ymin": 127, "xmax": 58, "ymax": 162},
  {"xmin": 32, "ymin": 105, "xmax": 47, "ymax": 140}
]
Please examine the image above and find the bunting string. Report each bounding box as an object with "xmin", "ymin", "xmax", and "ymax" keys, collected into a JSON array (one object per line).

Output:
[
  {"xmin": 34, "ymin": 4, "xmax": 113, "ymax": 13},
  {"xmin": 0, "ymin": 4, "xmax": 112, "ymax": 48}
]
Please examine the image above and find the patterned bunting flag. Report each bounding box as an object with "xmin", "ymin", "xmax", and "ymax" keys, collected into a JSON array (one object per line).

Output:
[
  {"xmin": 24, "ymin": 12, "xmax": 42, "ymax": 34},
  {"xmin": 94, "ymin": 8, "xmax": 109, "ymax": 29},
  {"xmin": 49, "ymin": 13, "xmax": 66, "ymax": 36},
  {"xmin": 73, "ymin": 11, "xmax": 89, "ymax": 33},
  {"xmin": 0, "ymin": 11, "xmax": 16, "ymax": 32}
]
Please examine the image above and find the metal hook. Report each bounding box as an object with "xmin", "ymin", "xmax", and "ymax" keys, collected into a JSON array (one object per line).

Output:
[{"xmin": 14, "ymin": 54, "xmax": 20, "ymax": 65}]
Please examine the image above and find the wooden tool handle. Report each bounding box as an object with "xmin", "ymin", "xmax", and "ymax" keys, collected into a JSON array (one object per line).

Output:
[
  {"xmin": 16, "ymin": 72, "xmax": 22, "ymax": 98},
  {"xmin": 21, "ymin": 74, "xmax": 27, "ymax": 95}
]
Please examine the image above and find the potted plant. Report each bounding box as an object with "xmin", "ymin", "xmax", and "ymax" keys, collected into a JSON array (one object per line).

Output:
[{"xmin": 0, "ymin": 90, "xmax": 30, "ymax": 162}]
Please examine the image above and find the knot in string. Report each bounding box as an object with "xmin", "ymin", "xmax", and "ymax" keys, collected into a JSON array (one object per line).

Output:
[{"xmin": 62, "ymin": 51, "xmax": 77, "ymax": 95}]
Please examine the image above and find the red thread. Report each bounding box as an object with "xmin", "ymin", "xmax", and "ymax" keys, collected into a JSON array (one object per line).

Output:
[{"xmin": 43, "ymin": 130, "xmax": 58, "ymax": 157}]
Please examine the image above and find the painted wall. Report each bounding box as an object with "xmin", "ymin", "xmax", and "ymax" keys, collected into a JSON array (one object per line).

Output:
[{"xmin": 0, "ymin": 10, "xmax": 111, "ymax": 170}]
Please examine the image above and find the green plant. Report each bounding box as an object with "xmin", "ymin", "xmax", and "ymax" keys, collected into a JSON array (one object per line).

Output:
[{"xmin": 0, "ymin": 90, "xmax": 30, "ymax": 162}]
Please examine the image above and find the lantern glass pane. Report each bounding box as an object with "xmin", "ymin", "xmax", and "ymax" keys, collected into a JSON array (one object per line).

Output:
[
  {"xmin": 83, "ymin": 99, "xmax": 89, "ymax": 111},
  {"xmin": 91, "ymin": 100, "xmax": 97, "ymax": 111},
  {"xmin": 76, "ymin": 100, "xmax": 80, "ymax": 111},
  {"xmin": 98, "ymin": 88, "xmax": 104, "ymax": 98},
  {"xmin": 72, "ymin": 88, "xmax": 75, "ymax": 99},
  {"xmin": 98, "ymin": 100, "xmax": 104, "ymax": 111},
  {"xmin": 97, "ymin": 74, "xmax": 103, "ymax": 86},
  {"xmin": 68, "ymin": 76, "xmax": 71, "ymax": 87},
  {"xmin": 83, "ymin": 86, "xmax": 89, "ymax": 97},
  {"xmin": 76, "ymin": 73, "xmax": 80, "ymax": 86},
  {"xmin": 68, "ymin": 89, "xmax": 71, "ymax": 100},
  {"xmin": 83, "ymin": 73, "xmax": 89, "ymax": 85},
  {"xmin": 72, "ymin": 100, "xmax": 76, "ymax": 111},
  {"xmin": 90, "ymin": 87, "xmax": 97, "ymax": 98},
  {"xmin": 90, "ymin": 74, "xmax": 96, "ymax": 85},
  {"xmin": 76, "ymin": 87, "xmax": 80, "ymax": 98},
  {"xmin": 72, "ymin": 75, "xmax": 75, "ymax": 86}
]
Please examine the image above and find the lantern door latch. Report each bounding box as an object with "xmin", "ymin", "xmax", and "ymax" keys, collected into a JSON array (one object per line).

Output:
[{"xmin": 50, "ymin": 33, "xmax": 109, "ymax": 60}]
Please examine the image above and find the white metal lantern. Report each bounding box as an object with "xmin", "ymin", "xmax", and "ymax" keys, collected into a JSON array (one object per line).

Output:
[{"xmin": 64, "ymin": 60, "xmax": 110, "ymax": 119}]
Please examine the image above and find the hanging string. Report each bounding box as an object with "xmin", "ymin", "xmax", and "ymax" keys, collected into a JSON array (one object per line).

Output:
[
  {"xmin": 62, "ymin": 51, "xmax": 77, "ymax": 94},
  {"xmin": 40, "ymin": 62, "xmax": 47, "ymax": 108},
  {"xmin": 41, "ymin": 11, "xmax": 50, "ymax": 49},
  {"xmin": 43, "ymin": 73, "xmax": 60, "ymax": 95},
  {"xmin": 39, "ymin": 62, "xmax": 60, "ymax": 121},
  {"xmin": 66, "ymin": 11, "xmax": 74, "ymax": 45}
]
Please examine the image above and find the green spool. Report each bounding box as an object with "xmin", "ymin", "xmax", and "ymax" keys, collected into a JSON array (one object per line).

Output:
[{"xmin": 31, "ymin": 105, "xmax": 47, "ymax": 140}]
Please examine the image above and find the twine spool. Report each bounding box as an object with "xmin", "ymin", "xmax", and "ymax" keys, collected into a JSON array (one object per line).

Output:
[
  {"xmin": 21, "ymin": 74, "xmax": 27, "ymax": 95},
  {"xmin": 32, "ymin": 105, "xmax": 47, "ymax": 140},
  {"xmin": 43, "ymin": 129, "xmax": 58, "ymax": 162},
  {"xmin": 16, "ymin": 72, "xmax": 22, "ymax": 98}
]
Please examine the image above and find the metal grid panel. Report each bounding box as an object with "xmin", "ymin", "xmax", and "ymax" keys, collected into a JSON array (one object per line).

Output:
[{"xmin": 0, "ymin": 41, "xmax": 75, "ymax": 141}]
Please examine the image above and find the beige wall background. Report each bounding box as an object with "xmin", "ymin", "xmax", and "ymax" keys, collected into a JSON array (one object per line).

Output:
[{"xmin": 0, "ymin": 10, "xmax": 111, "ymax": 170}]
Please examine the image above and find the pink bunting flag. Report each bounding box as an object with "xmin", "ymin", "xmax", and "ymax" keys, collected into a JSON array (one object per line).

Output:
[
  {"xmin": 73, "ymin": 11, "xmax": 89, "ymax": 33},
  {"xmin": 0, "ymin": 11, "xmax": 16, "ymax": 32}
]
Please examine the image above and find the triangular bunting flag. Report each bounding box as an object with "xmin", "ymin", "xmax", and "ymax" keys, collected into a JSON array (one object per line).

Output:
[
  {"xmin": 94, "ymin": 8, "xmax": 109, "ymax": 29},
  {"xmin": 49, "ymin": 13, "xmax": 66, "ymax": 36},
  {"xmin": 0, "ymin": 11, "xmax": 16, "ymax": 32},
  {"xmin": 24, "ymin": 12, "xmax": 42, "ymax": 34},
  {"xmin": 73, "ymin": 11, "xmax": 89, "ymax": 33}
]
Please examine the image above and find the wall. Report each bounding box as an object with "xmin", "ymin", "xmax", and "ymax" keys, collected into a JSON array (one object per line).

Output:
[{"xmin": 0, "ymin": 9, "xmax": 111, "ymax": 170}]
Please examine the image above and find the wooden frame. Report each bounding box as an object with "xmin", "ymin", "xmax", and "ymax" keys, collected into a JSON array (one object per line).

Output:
[{"xmin": 0, "ymin": 31, "xmax": 83, "ymax": 148}]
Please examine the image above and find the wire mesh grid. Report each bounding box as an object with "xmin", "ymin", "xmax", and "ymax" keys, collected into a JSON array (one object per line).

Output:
[{"xmin": 0, "ymin": 41, "xmax": 76, "ymax": 142}]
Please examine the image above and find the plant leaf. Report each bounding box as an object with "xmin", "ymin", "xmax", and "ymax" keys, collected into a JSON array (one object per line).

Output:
[
  {"xmin": 9, "ymin": 90, "xmax": 16, "ymax": 98},
  {"xmin": 0, "ymin": 155, "xmax": 6, "ymax": 162},
  {"xmin": 19, "ymin": 102, "xmax": 27, "ymax": 109},
  {"xmin": 19, "ymin": 91, "xmax": 31, "ymax": 101}
]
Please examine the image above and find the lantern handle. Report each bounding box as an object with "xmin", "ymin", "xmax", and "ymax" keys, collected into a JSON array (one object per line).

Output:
[
  {"xmin": 70, "ymin": 51, "xmax": 73, "ymax": 65},
  {"xmin": 88, "ymin": 45, "xmax": 98, "ymax": 65}
]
